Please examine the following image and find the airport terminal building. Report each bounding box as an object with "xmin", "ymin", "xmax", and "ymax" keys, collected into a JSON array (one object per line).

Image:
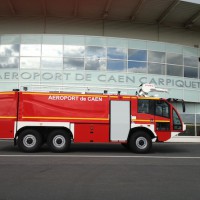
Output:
[{"xmin": 0, "ymin": 0, "xmax": 200, "ymax": 141}]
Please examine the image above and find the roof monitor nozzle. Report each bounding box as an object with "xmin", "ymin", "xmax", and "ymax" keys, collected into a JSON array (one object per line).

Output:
[
  {"xmin": 118, "ymin": 91, "xmax": 121, "ymax": 95},
  {"xmin": 137, "ymin": 83, "xmax": 168, "ymax": 97},
  {"xmin": 104, "ymin": 90, "xmax": 108, "ymax": 94}
]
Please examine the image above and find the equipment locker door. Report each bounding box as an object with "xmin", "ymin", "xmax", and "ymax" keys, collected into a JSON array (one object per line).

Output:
[
  {"xmin": 110, "ymin": 101, "xmax": 130, "ymax": 141},
  {"xmin": 0, "ymin": 92, "xmax": 18, "ymax": 139}
]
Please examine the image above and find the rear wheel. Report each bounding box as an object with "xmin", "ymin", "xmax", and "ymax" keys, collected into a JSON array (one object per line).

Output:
[
  {"xmin": 128, "ymin": 131, "xmax": 152, "ymax": 153},
  {"xmin": 18, "ymin": 129, "xmax": 42, "ymax": 152},
  {"xmin": 47, "ymin": 129, "xmax": 71, "ymax": 153}
]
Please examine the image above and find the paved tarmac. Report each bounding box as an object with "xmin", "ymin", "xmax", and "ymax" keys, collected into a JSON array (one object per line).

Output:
[{"xmin": 0, "ymin": 141, "xmax": 200, "ymax": 200}]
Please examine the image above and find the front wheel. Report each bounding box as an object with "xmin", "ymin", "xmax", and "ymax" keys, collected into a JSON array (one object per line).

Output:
[
  {"xmin": 18, "ymin": 129, "xmax": 42, "ymax": 152},
  {"xmin": 47, "ymin": 129, "xmax": 71, "ymax": 153},
  {"xmin": 128, "ymin": 131, "xmax": 152, "ymax": 153}
]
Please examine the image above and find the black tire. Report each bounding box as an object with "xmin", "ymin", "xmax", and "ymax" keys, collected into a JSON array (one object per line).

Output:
[
  {"xmin": 18, "ymin": 129, "xmax": 42, "ymax": 152},
  {"xmin": 128, "ymin": 131, "xmax": 152, "ymax": 153},
  {"xmin": 47, "ymin": 129, "xmax": 71, "ymax": 153}
]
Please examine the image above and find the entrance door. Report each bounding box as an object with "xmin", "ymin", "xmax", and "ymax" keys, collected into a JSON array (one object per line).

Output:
[{"xmin": 110, "ymin": 101, "xmax": 130, "ymax": 141}]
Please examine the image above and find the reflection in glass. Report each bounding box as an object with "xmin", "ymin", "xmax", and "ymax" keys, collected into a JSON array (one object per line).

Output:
[
  {"xmin": 42, "ymin": 45, "xmax": 63, "ymax": 57},
  {"xmin": 128, "ymin": 61, "xmax": 147, "ymax": 73},
  {"xmin": 64, "ymin": 58, "xmax": 84, "ymax": 70},
  {"xmin": 0, "ymin": 44, "xmax": 20, "ymax": 56},
  {"xmin": 20, "ymin": 45, "xmax": 41, "ymax": 56},
  {"xmin": 197, "ymin": 126, "xmax": 200, "ymax": 136},
  {"xmin": 21, "ymin": 34, "xmax": 42, "ymax": 44},
  {"xmin": 179, "ymin": 125, "xmax": 195, "ymax": 136},
  {"xmin": 107, "ymin": 60, "xmax": 127, "ymax": 71},
  {"xmin": 85, "ymin": 58, "xmax": 106, "ymax": 71},
  {"xmin": 1, "ymin": 35, "xmax": 20, "ymax": 44},
  {"xmin": 0, "ymin": 57, "xmax": 19, "ymax": 68},
  {"xmin": 197, "ymin": 114, "xmax": 200, "ymax": 124},
  {"xmin": 64, "ymin": 35, "xmax": 84, "ymax": 45},
  {"xmin": 43, "ymin": 35, "xmax": 63, "ymax": 45},
  {"xmin": 41, "ymin": 57, "xmax": 63, "ymax": 69},
  {"xmin": 0, "ymin": 83, "xmax": 18, "ymax": 91},
  {"xmin": 197, "ymin": 114, "xmax": 200, "ymax": 136},
  {"xmin": 20, "ymin": 57, "xmax": 40, "ymax": 69},
  {"xmin": 184, "ymin": 56, "xmax": 198, "ymax": 67},
  {"xmin": 86, "ymin": 37, "xmax": 106, "ymax": 46},
  {"xmin": 167, "ymin": 65, "xmax": 183, "ymax": 77},
  {"xmin": 184, "ymin": 67, "xmax": 198, "ymax": 78},
  {"xmin": 148, "ymin": 51, "xmax": 165, "ymax": 63},
  {"xmin": 179, "ymin": 114, "xmax": 195, "ymax": 136},
  {"xmin": 107, "ymin": 48, "xmax": 126, "ymax": 60},
  {"xmin": 148, "ymin": 63, "xmax": 165, "ymax": 75},
  {"xmin": 128, "ymin": 49, "xmax": 147, "ymax": 61},
  {"xmin": 64, "ymin": 45, "xmax": 85, "ymax": 57},
  {"xmin": 167, "ymin": 53, "xmax": 183, "ymax": 65},
  {"xmin": 86, "ymin": 46, "xmax": 106, "ymax": 58}
]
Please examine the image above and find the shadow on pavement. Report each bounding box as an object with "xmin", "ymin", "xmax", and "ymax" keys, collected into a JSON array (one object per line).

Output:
[{"xmin": 0, "ymin": 141, "xmax": 195, "ymax": 155}]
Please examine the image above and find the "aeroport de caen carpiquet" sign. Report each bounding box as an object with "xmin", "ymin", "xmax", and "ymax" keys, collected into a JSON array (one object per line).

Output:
[{"xmin": 0, "ymin": 70, "xmax": 200, "ymax": 90}]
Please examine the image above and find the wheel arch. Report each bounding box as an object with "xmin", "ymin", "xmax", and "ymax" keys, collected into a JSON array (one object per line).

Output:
[
  {"xmin": 128, "ymin": 127, "xmax": 156, "ymax": 142},
  {"xmin": 15, "ymin": 126, "xmax": 73, "ymax": 142}
]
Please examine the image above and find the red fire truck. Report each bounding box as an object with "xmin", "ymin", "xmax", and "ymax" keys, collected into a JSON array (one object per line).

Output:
[{"xmin": 0, "ymin": 84, "xmax": 186, "ymax": 153}]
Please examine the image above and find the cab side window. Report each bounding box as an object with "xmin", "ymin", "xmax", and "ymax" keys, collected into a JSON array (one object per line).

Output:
[
  {"xmin": 155, "ymin": 100, "xmax": 169, "ymax": 118},
  {"xmin": 138, "ymin": 99, "xmax": 154, "ymax": 115}
]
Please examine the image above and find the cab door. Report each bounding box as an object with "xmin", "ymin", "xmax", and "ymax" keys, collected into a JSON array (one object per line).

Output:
[{"xmin": 154, "ymin": 100, "xmax": 171, "ymax": 141}]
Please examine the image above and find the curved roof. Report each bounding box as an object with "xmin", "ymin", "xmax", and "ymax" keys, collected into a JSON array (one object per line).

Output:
[{"xmin": 0, "ymin": 0, "xmax": 200, "ymax": 30}]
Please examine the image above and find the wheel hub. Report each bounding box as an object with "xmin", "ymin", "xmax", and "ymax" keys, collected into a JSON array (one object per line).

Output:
[
  {"xmin": 53, "ymin": 135, "xmax": 66, "ymax": 148},
  {"xmin": 23, "ymin": 134, "xmax": 36, "ymax": 148},
  {"xmin": 136, "ymin": 137, "xmax": 147, "ymax": 149}
]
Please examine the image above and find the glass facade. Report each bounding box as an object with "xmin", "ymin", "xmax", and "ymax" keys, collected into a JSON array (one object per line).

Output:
[
  {"xmin": 0, "ymin": 34, "xmax": 200, "ymax": 137},
  {"xmin": 0, "ymin": 34, "xmax": 199, "ymax": 77}
]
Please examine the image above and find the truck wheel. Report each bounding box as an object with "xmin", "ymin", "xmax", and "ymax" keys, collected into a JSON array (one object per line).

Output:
[
  {"xmin": 128, "ymin": 131, "xmax": 152, "ymax": 153},
  {"xmin": 18, "ymin": 129, "xmax": 42, "ymax": 152},
  {"xmin": 47, "ymin": 129, "xmax": 71, "ymax": 153}
]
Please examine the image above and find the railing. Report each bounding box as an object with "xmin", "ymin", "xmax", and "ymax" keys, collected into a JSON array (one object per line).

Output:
[{"xmin": 21, "ymin": 84, "xmax": 137, "ymax": 95}]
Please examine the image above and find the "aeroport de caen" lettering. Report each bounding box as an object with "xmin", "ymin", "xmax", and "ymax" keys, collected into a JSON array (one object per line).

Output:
[{"xmin": 0, "ymin": 71, "xmax": 200, "ymax": 89}]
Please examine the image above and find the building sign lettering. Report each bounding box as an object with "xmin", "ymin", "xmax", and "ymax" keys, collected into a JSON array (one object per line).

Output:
[{"xmin": 0, "ymin": 71, "xmax": 200, "ymax": 90}]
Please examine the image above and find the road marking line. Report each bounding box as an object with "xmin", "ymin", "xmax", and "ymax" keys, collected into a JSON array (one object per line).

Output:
[{"xmin": 0, "ymin": 155, "xmax": 200, "ymax": 159}]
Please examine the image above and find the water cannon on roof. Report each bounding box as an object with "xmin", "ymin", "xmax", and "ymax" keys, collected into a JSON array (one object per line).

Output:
[{"xmin": 137, "ymin": 83, "xmax": 168, "ymax": 97}]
